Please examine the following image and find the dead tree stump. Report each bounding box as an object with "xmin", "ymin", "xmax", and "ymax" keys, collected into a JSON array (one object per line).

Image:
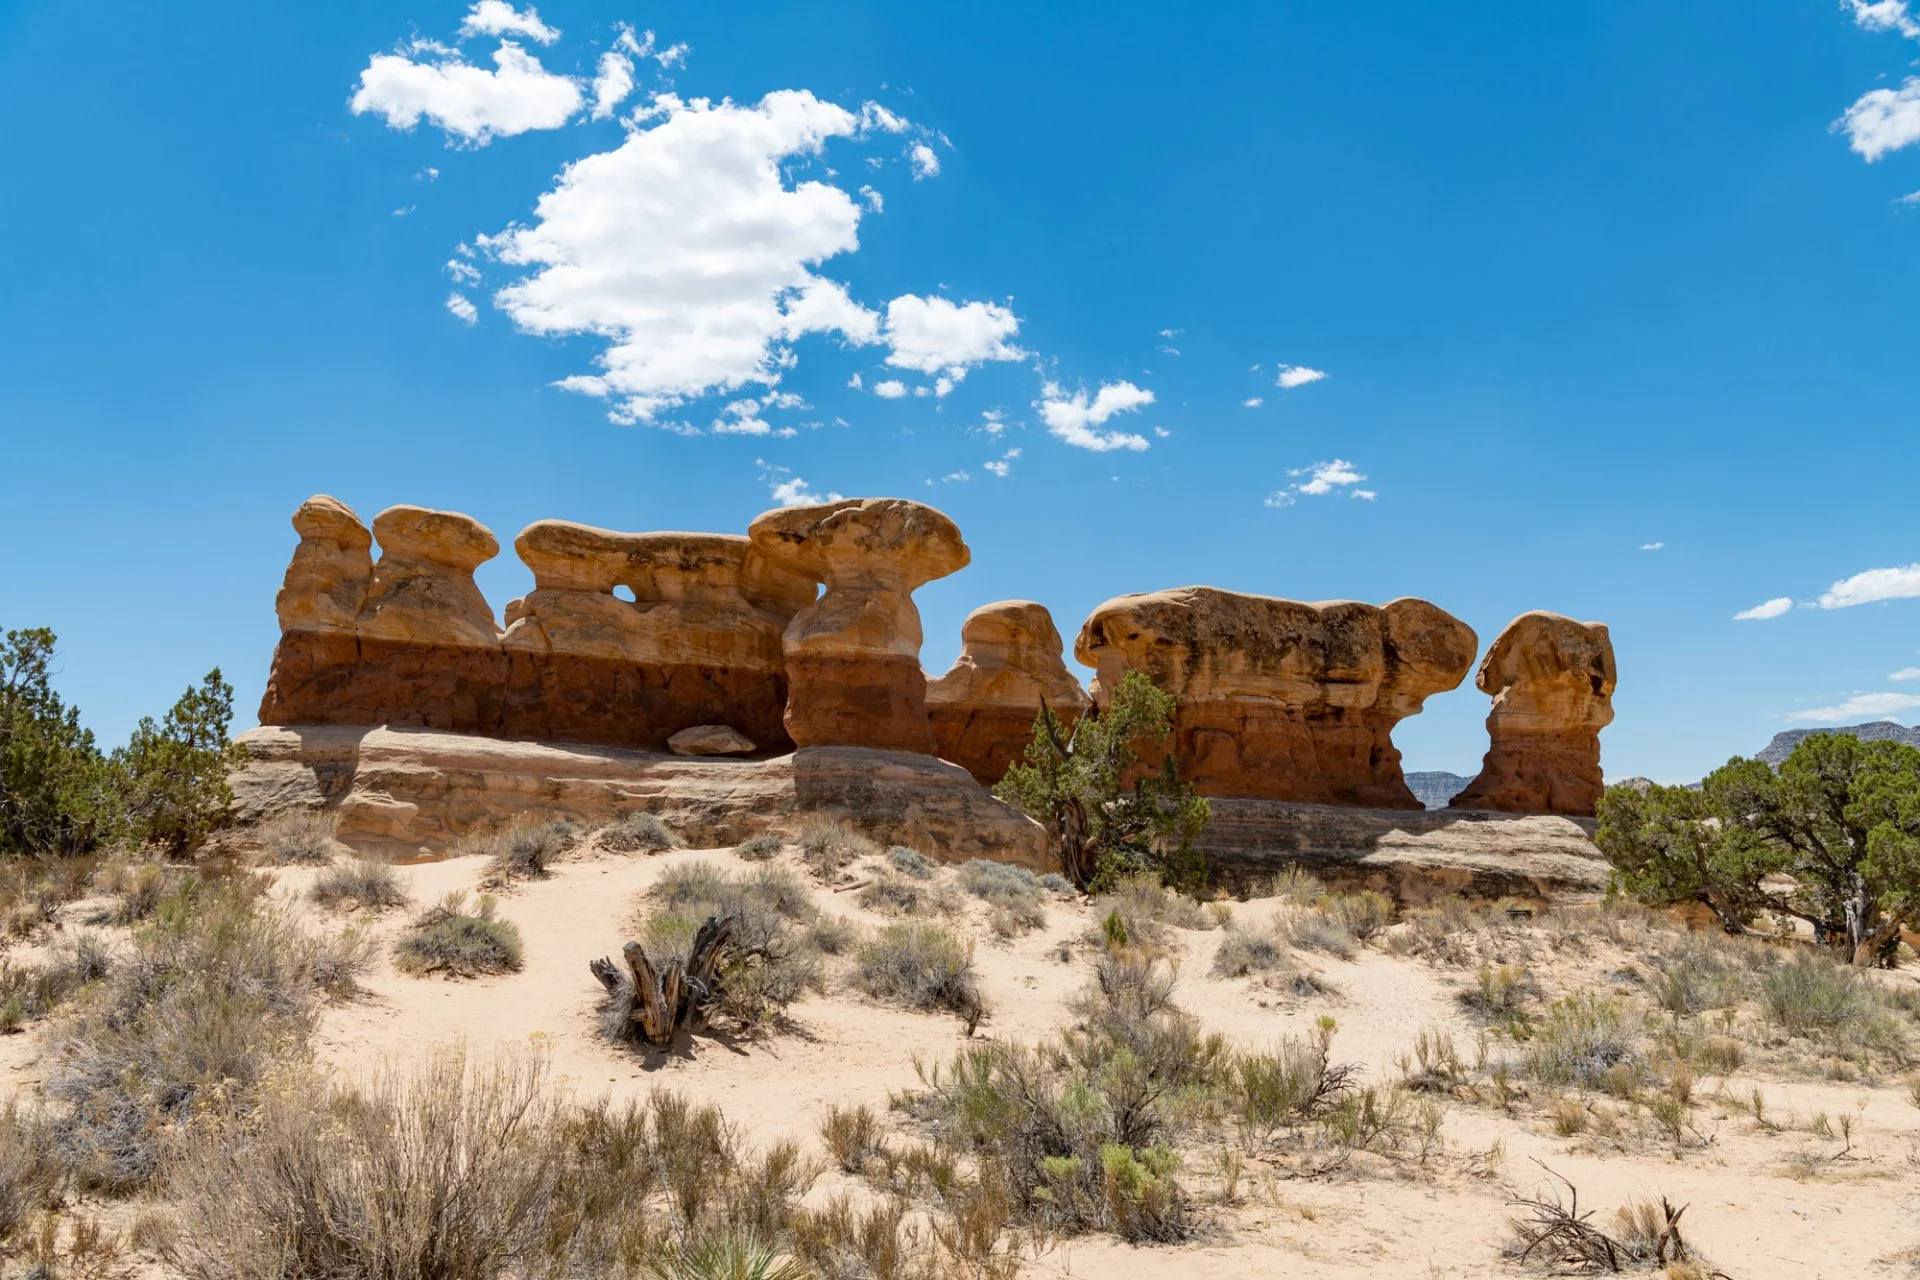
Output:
[{"xmin": 590, "ymin": 914, "xmax": 737, "ymax": 1047}]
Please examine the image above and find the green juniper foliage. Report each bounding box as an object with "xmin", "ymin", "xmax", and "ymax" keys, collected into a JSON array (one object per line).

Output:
[
  {"xmin": 1599, "ymin": 731, "xmax": 1920, "ymax": 965},
  {"xmin": 995, "ymin": 671, "xmax": 1209, "ymax": 892}
]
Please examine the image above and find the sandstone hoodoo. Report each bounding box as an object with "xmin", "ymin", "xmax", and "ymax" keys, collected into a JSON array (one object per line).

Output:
[
  {"xmin": 258, "ymin": 498, "xmax": 508, "ymax": 735},
  {"xmin": 748, "ymin": 497, "xmax": 969, "ymax": 754},
  {"xmin": 1450, "ymin": 611, "xmax": 1616, "ymax": 817},
  {"xmin": 499, "ymin": 521, "xmax": 810, "ymax": 751},
  {"xmin": 926, "ymin": 600, "xmax": 1090, "ymax": 785},
  {"xmin": 1075, "ymin": 587, "xmax": 1478, "ymax": 808}
]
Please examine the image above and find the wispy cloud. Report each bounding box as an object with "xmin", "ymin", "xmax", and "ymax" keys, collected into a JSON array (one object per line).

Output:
[
  {"xmin": 1818, "ymin": 563, "xmax": 1920, "ymax": 609},
  {"xmin": 445, "ymin": 293, "xmax": 478, "ymax": 324},
  {"xmin": 1241, "ymin": 397, "xmax": 1263, "ymax": 409},
  {"xmin": 1845, "ymin": 0, "xmax": 1920, "ymax": 39},
  {"xmin": 1891, "ymin": 667, "xmax": 1920, "ymax": 681},
  {"xmin": 983, "ymin": 446, "xmax": 1021, "ymax": 477},
  {"xmin": 757, "ymin": 458, "xmax": 841, "ymax": 507},
  {"xmin": 1733, "ymin": 596, "xmax": 1792, "ymax": 621},
  {"xmin": 1267, "ymin": 459, "xmax": 1371, "ymax": 507},
  {"xmin": 1639, "ymin": 541, "xmax": 1664, "ymax": 551},
  {"xmin": 1787, "ymin": 691, "xmax": 1920, "ymax": 722}
]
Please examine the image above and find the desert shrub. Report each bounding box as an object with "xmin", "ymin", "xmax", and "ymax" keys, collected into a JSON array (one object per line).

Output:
[
  {"xmin": 797, "ymin": 814, "xmax": 882, "ymax": 880},
  {"xmin": 490, "ymin": 818, "xmax": 580, "ymax": 880},
  {"xmin": 0, "ymin": 932, "xmax": 111, "ymax": 1032},
  {"xmin": 636, "ymin": 862, "xmax": 823, "ymax": 1033},
  {"xmin": 0, "ymin": 1100, "xmax": 63, "ymax": 1245},
  {"xmin": 95, "ymin": 857, "xmax": 193, "ymax": 925},
  {"xmin": 257, "ymin": 808, "xmax": 339, "ymax": 865},
  {"xmin": 1523, "ymin": 994, "xmax": 1644, "ymax": 1090},
  {"xmin": 853, "ymin": 925, "xmax": 988, "ymax": 1032},
  {"xmin": 1285, "ymin": 911, "xmax": 1357, "ymax": 960},
  {"xmin": 1458, "ymin": 964, "xmax": 1540, "ymax": 1022},
  {"xmin": 900, "ymin": 956, "xmax": 1220, "ymax": 1242},
  {"xmin": 602, "ymin": 812, "xmax": 683, "ymax": 854},
  {"xmin": 1761, "ymin": 956, "xmax": 1874, "ymax": 1033},
  {"xmin": 887, "ymin": 846, "xmax": 934, "ymax": 879},
  {"xmin": 804, "ymin": 914, "xmax": 860, "ymax": 956},
  {"xmin": 736, "ymin": 834, "xmax": 784, "ymax": 861},
  {"xmin": 396, "ymin": 892, "xmax": 523, "ymax": 978},
  {"xmin": 1210, "ymin": 920, "xmax": 1290, "ymax": 978},
  {"xmin": 820, "ymin": 1103, "xmax": 890, "ymax": 1173},
  {"xmin": 1506, "ymin": 1171, "xmax": 1703, "ymax": 1273},
  {"xmin": 1321, "ymin": 890, "xmax": 1394, "ymax": 941},
  {"xmin": 858, "ymin": 870, "xmax": 964, "ymax": 919},
  {"xmin": 1038, "ymin": 872, "xmax": 1074, "ymax": 895},
  {"xmin": 1226, "ymin": 1019, "xmax": 1357, "ymax": 1148},
  {"xmin": 310, "ymin": 858, "xmax": 409, "ymax": 912},
  {"xmin": 43, "ymin": 881, "xmax": 350, "ymax": 1190},
  {"xmin": 960, "ymin": 860, "xmax": 1048, "ymax": 936},
  {"xmin": 1090, "ymin": 874, "xmax": 1215, "ymax": 954}
]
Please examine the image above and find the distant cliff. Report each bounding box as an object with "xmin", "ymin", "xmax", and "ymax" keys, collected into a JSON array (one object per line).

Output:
[
  {"xmin": 1757, "ymin": 720, "xmax": 1920, "ymax": 767},
  {"xmin": 1405, "ymin": 770, "xmax": 1471, "ymax": 809}
]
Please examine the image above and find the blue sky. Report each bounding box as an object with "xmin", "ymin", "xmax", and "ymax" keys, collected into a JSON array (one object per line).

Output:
[{"xmin": 3, "ymin": 0, "xmax": 1918, "ymax": 783}]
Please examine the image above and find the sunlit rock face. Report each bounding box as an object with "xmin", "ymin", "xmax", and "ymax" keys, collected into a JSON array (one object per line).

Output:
[
  {"xmin": 1450, "ymin": 611, "xmax": 1616, "ymax": 817},
  {"xmin": 927, "ymin": 600, "xmax": 1090, "ymax": 785},
  {"xmin": 748, "ymin": 498, "xmax": 969, "ymax": 755},
  {"xmin": 1074, "ymin": 587, "xmax": 1478, "ymax": 808}
]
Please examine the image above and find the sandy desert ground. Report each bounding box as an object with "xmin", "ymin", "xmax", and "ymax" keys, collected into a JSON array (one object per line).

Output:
[{"xmin": 4, "ymin": 829, "xmax": 1917, "ymax": 1280}]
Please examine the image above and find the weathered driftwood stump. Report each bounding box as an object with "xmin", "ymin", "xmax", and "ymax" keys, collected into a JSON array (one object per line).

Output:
[{"xmin": 590, "ymin": 914, "xmax": 736, "ymax": 1047}]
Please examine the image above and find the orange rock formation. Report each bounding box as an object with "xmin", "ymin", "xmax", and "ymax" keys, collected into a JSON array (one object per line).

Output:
[
  {"xmin": 748, "ymin": 498, "xmax": 969, "ymax": 754},
  {"xmin": 1449, "ymin": 611, "xmax": 1616, "ymax": 817},
  {"xmin": 1074, "ymin": 587, "xmax": 1477, "ymax": 808},
  {"xmin": 927, "ymin": 600, "xmax": 1090, "ymax": 785}
]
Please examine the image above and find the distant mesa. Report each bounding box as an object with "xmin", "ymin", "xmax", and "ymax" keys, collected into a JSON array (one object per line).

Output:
[
  {"xmin": 1757, "ymin": 720, "xmax": 1920, "ymax": 767},
  {"xmin": 1404, "ymin": 771, "xmax": 1471, "ymax": 810}
]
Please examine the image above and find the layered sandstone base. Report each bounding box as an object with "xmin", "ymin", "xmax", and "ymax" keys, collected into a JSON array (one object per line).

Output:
[
  {"xmin": 784, "ymin": 654, "xmax": 937, "ymax": 755},
  {"xmin": 258, "ymin": 632, "xmax": 508, "ymax": 735},
  {"xmin": 1450, "ymin": 733, "xmax": 1605, "ymax": 817},
  {"xmin": 1175, "ymin": 704, "xmax": 1421, "ymax": 809},
  {"xmin": 929, "ymin": 705, "xmax": 1058, "ymax": 787},
  {"xmin": 226, "ymin": 725, "xmax": 1050, "ymax": 869},
  {"xmin": 1196, "ymin": 799, "xmax": 1607, "ymax": 904},
  {"xmin": 499, "ymin": 653, "xmax": 789, "ymax": 753}
]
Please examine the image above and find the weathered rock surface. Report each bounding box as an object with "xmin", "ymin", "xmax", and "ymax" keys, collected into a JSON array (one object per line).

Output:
[
  {"xmin": 259, "ymin": 500, "xmax": 817, "ymax": 752},
  {"xmin": 1075, "ymin": 588, "xmax": 1477, "ymax": 808},
  {"xmin": 499, "ymin": 522, "xmax": 809, "ymax": 751},
  {"xmin": 227, "ymin": 724, "xmax": 1052, "ymax": 869},
  {"xmin": 1451, "ymin": 612, "xmax": 1615, "ymax": 817},
  {"xmin": 927, "ymin": 601, "xmax": 1090, "ymax": 785},
  {"xmin": 259, "ymin": 500, "xmax": 508, "ymax": 734},
  {"xmin": 1196, "ymin": 800, "xmax": 1607, "ymax": 904},
  {"xmin": 749, "ymin": 499, "xmax": 969, "ymax": 754},
  {"xmin": 668, "ymin": 725, "xmax": 757, "ymax": 756}
]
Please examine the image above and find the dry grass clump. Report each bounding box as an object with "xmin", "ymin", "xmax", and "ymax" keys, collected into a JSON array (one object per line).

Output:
[
  {"xmin": 160, "ymin": 1047, "xmax": 826, "ymax": 1280},
  {"xmin": 0, "ymin": 1101, "xmax": 64, "ymax": 1248},
  {"xmin": 90, "ymin": 856, "xmax": 197, "ymax": 926},
  {"xmin": 858, "ymin": 869, "xmax": 965, "ymax": 919},
  {"xmin": 0, "ymin": 856, "xmax": 97, "ymax": 941},
  {"xmin": 887, "ymin": 845, "xmax": 935, "ymax": 878},
  {"xmin": 0, "ymin": 933, "xmax": 112, "ymax": 1033},
  {"xmin": 959, "ymin": 860, "xmax": 1049, "ymax": 937},
  {"xmin": 395, "ymin": 891, "xmax": 523, "ymax": 978},
  {"xmin": 1087, "ymin": 874, "xmax": 1217, "ymax": 957},
  {"xmin": 256, "ymin": 807, "xmax": 340, "ymax": 864},
  {"xmin": 43, "ymin": 880, "xmax": 364, "ymax": 1191},
  {"xmin": 309, "ymin": 857, "xmax": 410, "ymax": 913},
  {"xmin": 1505, "ymin": 1168, "xmax": 1711, "ymax": 1274},
  {"xmin": 1522, "ymin": 994, "xmax": 1645, "ymax": 1091},
  {"xmin": 820, "ymin": 1102, "xmax": 891, "ymax": 1174},
  {"xmin": 735, "ymin": 833, "xmax": 785, "ymax": 861},
  {"xmin": 635, "ymin": 861, "xmax": 825, "ymax": 1034},
  {"xmin": 797, "ymin": 813, "xmax": 883, "ymax": 881},
  {"xmin": 853, "ymin": 924, "xmax": 988, "ymax": 1033},
  {"xmin": 489, "ymin": 818, "xmax": 582, "ymax": 882},
  {"xmin": 601, "ymin": 811, "xmax": 684, "ymax": 854},
  {"xmin": 1458, "ymin": 963, "xmax": 1541, "ymax": 1024}
]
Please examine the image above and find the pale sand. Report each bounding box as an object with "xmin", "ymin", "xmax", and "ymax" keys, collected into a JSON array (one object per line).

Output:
[{"xmin": 6, "ymin": 844, "xmax": 1917, "ymax": 1278}]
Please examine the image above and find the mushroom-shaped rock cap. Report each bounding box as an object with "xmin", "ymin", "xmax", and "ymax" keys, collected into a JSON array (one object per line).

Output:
[
  {"xmin": 929, "ymin": 600, "xmax": 1089, "ymax": 708},
  {"xmin": 372, "ymin": 505, "xmax": 499, "ymax": 573},
  {"xmin": 291, "ymin": 495, "xmax": 371, "ymax": 551},
  {"xmin": 959, "ymin": 600, "xmax": 1065, "ymax": 654},
  {"xmin": 1477, "ymin": 611, "xmax": 1617, "ymax": 730},
  {"xmin": 515, "ymin": 522, "xmax": 745, "ymax": 592},
  {"xmin": 747, "ymin": 498, "xmax": 969, "ymax": 589}
]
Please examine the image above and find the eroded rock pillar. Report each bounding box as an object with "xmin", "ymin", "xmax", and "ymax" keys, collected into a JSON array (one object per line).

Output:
[
  {"xmin": 927, "ymin": 600, "xmax": 1090, "ymax": 785},
  {"xmin": 1450, "ymin": 612, "xmax": 1615, "ymax": 817}
]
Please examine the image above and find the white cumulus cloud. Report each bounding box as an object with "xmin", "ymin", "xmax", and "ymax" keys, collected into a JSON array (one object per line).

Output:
[
  {"xmin": 881, "ymin": 295, "xmax": 1023, "ymax": 376},
  {"xmin": 1037, "ymin": 380, "xmax": 1153, "ymax": 452},
  {"xmin": 1733, "ymin": 596, "xmax": 1793, "ymax": 621},
  {"xmin": 1242, "ymin": 397, "xmax": 1263, "ymax": 408},
  {"xmin": 1837, "ymin": 78, "xmax": 1920, "ymax": 160},
  {"xmin": 1294, "ymin": 459, "xmax": 1365, "ymax": 495},
  {"xmin": 460, "ymin": 1, "xmax": 560, "ymax": 44},
  {"xmin": 589, "ymin": 50, "xmax": 635, "ymax": 119},
  {"xmin": 1817, "ymin": 562, "xmax": 1920, "ymax": 608},
  {"xmin": 1276, "ymin": 364, "xmax": 1328, "ymax": 389},
  {"xmin": 909, "ymin": 142, "xmax": 940, "ymax": 179},
  {"xmin": 483, "ymin": 90, "xmax": 882, "ymax": 422},
  {"xmin": 983, "ymin": 446, "xmax": 1021, "ymax": 477},
  {"xmin": 1891, "ymin": 667, "xmax": 1920, "ymax": 681},
  {"xmin": 446, "ymin": 292, "xmax": 479, "ymax": 324},
  {"xmin": 1787, "ymin": 691, "xmax": 1920, "ymax": 722},
  {"xmin": 872, "ymin": 379, "xmax": 908, "ymax": 399},
  {"xmin": 351, "ymin": 40, "xmax": 584, "ymax": 144},
  {"xmin": 1846, "ymin": 0, "xmax": 1920, "ymax": 38}
]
